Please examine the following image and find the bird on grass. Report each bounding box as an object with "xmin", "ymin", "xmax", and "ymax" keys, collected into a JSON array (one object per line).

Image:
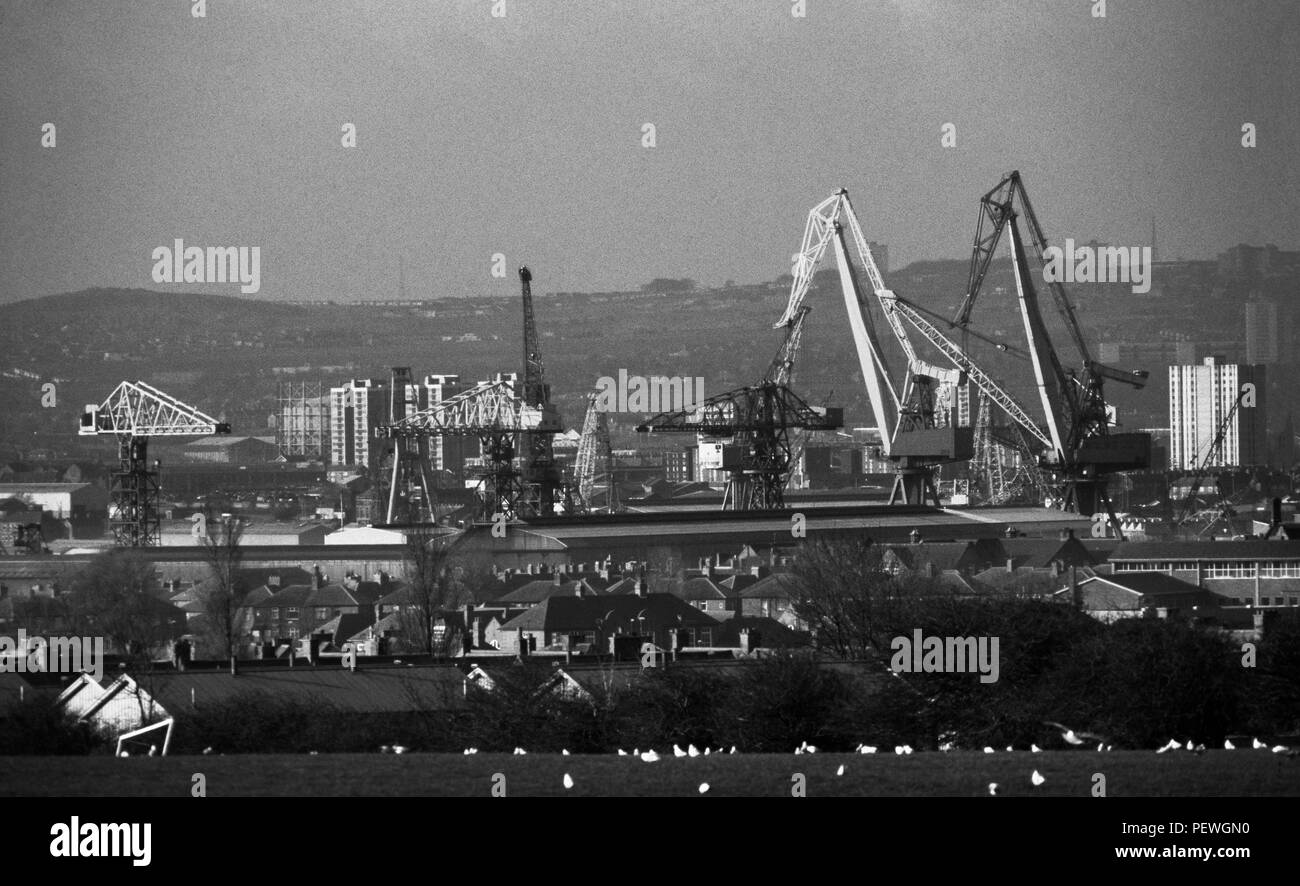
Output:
[
  {"xmin": 1156, "ymin": 739, "xmax": 1182, "ymax": 753},
  {"xmin": 1005, "ymin": 745, "xmax": 1014, "ymax": 752},
  {"xmin": 147, "ymin": 745, "xmax": 158, "ymax": 757},
  {"xmin": 938, "ymin": 741, "xmax": 954, "ymax": 753},
  {"xmin": 1031, "ymin": 770, "xmax": 1045, "ymax": 786},
  {"xmin": 1224, "ymin": 739, "xmax": 1236, "ymax": 750},
  {"xmin": 836, "ymin": 764, "xmax": 845, "ymax": 776},
  {"xmin": 859, "ymin": 745, "xmax": 877, "ymax": 754},
  {"xmin": 563, "ymin": 773, "xmax": 574, "ymax": 790},
  {"xmin": 393, "ymin": 746, "xmax": 407, "ymax": 755},
  {"xmin": 1272, "ymin": 745, "xmax": 1291, "ymax": 754},
  {"xmin": 617, "ymin": 749, "xmax": 628, "ymax": 756},
  {"xmin": 894, "ymin": 745, "xmax": 913, "ymax": 755},
  {"xmin": 380, "ymin": 745, "xmax": 391, "ymax": 754},
  {"xmin": 1030, "ymin": 744, "xmax": 1043, "ymax": 753},
  {"xmin": 513, "ymin": 747, "xmax": 527, "ymax": 755},
  {"xmin": 729, "ymin": 746, "xmax": 737, "ymax": 754},
  {"xmin": 640, "ymin": 750, "xmax": 660, "ymax": 762},
  {"xmin": 673, "ymin": 744, "xmax": 687, "ymax": 758},
  {"xmin": 800, "ymin": 741, "xmax": 817, "ymax": 754},
  {"xmin": 983, "ymin": 747, "xmax": 995, "ymax": 754},
  {"xmin": 1042, "ymin": 721, "xmax": 1108, "ymax": 747},
  {"xmin": 1252, "ymin": 738, "xmax": 1267, "ymax": 750},
  {"xmin": 988, "ymin": 782, "xmax": 999, "ymax": 796},
  {"xmin": 562, "ymin": 749, "xmax": 570, "ymax": 756},
  {"xmin": 688, "ymin": 744, "xmax": 700, "ymax": 757},
  {"xmin": 202, "ymin": 746, "xmax": 214, "ymax": 755},
  {"xmin": 698, "ymin": 782, "xmax": 710, "ymax": 794}
]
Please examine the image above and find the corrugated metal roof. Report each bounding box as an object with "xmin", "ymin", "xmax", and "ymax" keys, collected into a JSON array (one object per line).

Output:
[{"xmin": 1111, "ymin": 540, "xmax": 1300, "ymax": 561}]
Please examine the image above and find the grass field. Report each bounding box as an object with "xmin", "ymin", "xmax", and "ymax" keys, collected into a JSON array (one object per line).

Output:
[{"xmin": 3, "ymin": 750, "xmax": 1299, "ymax": 797}]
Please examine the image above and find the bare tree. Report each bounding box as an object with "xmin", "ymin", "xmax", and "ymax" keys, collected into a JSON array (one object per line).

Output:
[
  {"xmin": 400, "ymin": 529, "xmax": 467, "ymax": 656},
  {"xmin": 66, "ymin": 548, "xmax": 180, "ymax": 662},
  {"xmin": 196, "ymin": 513, "xmax": 246, "ymax": 673},
  {"xmin": 785, "ymin": 536, "xmax": 936, "ymax": 659}
]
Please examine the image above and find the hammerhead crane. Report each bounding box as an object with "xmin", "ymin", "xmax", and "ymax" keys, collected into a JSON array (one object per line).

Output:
[
  {"xmin": 376, "ymin": 378, "xmax": 559, "ymax": 522},
  {"xmin": 636, "ymin": 382, "xmax": 843, "ymax": 510},
  {"xmin": 953, "ymin": 172, "xmax": 1151, "ymax": 534},
  {"xmin": 80, "ymin": 381, "xmax": 230, "ymax": 546}
]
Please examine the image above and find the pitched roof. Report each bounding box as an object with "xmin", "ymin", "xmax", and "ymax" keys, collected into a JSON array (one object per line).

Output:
[
  {"xmin": 499, "ymin": 593, "xmax": 720, "ymax": 633},
  {"xmin": 737, "ymin": 572, "xmax": 802, "ymax": 599},
  {"xmin": 497, "ymin": 578, "xmax": 600, "ymax": 604},
  {"xmin": 675, "ymin": 576, "xmax": 727, "ymax": 602}
]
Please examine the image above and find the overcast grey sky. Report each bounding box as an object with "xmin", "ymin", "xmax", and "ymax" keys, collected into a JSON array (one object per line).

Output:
[{"xmin": 1, "ymin": 0, "xmax": 1296, "ymax": 303}]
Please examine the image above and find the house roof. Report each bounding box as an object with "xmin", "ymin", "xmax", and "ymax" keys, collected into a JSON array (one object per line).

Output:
[
  {"xmin": 1068, "ymin": 573, "xmax": 1222, "ymax": 600},
  {"xmin": 497, "ymin": 578, "xmax": 601, "ymax": 604},
  {"xmin": 714, "ymin": 616, "xmax": 811, "ymax": 648},
  {"xmin": 737, "ymin": 572, "xmax": 801, "ymax": 600},
  {"xmin": 675, "ymin": 577, "xmax": 727, "ymax": 602},
  {"xmin": 1110, "ymin": 540, "xmax": 1300, "ymax": 561},
  {"xmin": 718, "ymin": 573, "xmax": 760, "ymax": 594},
  {"xmin": 883, "ymin": 541, "xmax": 974, "ymax": 572},
  {"xmin": 500, "ymin": 593, "xmax": 720, "ymax": 633},
  {"xmin": 999, "ymin": 536, "xmax": 1098, "ymax": 569}
]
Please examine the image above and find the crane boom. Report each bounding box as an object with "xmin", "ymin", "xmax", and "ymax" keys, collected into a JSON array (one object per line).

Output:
[
  {"xmin": 79, "ymin": 381, "xmax": 230, "ymax": 547},
  {"xmin": 80, "ymin": 380, "xmax": 229, "ymax": 438}
]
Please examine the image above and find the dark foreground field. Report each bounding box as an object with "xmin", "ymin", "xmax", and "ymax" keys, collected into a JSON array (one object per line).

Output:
[{"xmin": 3, "ymin": 750, "xmax": 1299, "ymax": 797}]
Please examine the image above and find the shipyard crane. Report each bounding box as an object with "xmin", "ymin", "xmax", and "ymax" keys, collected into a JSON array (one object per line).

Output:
[
  {"xmin": 636, "ymin": 383, "xmax": 843, "ymax": 510},
  {"xmin": 79, "ymin": 381, "xmax": 230, "ymax": 546},
  {"xmin": 376, "ymin": 378, "xmax": 558, "ymax": 522},
  {"xmin": 378, "ymin": 366, "xmax": 440, "ymax": 525},
  {"xmin": 573, "ymin": 392, "xmax": 619, "ymax": 514},
  {"xmin": 774, "ymin": 189, "xmax": 1061, "ymax": 505},
  {"xmin": 951, "ymin": 171, "xmax": 1151, "ymax": 534},
  {"xmin": 518, "ymin": 266, "xmax": 562, "ymax": 516}
]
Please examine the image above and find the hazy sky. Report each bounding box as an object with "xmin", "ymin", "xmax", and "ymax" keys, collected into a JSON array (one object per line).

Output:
[{"xmin": 2, "ymin": 0, "xmax": 1296, "ymax": 303}]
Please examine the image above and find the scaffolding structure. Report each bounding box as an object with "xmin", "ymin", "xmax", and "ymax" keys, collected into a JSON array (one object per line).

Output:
[{"xmin": 276, "ymin": 381, "xmax": 326, "ymax": 460}]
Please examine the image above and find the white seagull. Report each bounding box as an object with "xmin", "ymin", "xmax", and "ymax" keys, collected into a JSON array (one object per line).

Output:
[
  {"xmin": 393, "ymin": 746, "xmax": 407, "ymax": 755},
  {"xmin": 1031, "ymin": 770, "xmax": 1045, "ymax": 786},
  {"xmin": 641, "ymin": 749, "xmax": 660, "ymax": 762},
  {"xmin": 836, "ymin": 764, "xmax": 845, "ymax": 776},
  {"xmin": 673, "ymin": 744, "xmax": 687, "ymax": 758},
  {"xmin": 688, "ymin": 744, "xmax": 701, "ymax": 757},
  {"xmin": 1030, "ymin": 744, "xmax": 1042, "ymax": 753},
  {"xmin": 988, "ymin": 782, "xmax": 999, "ymax": 796},
  {"xmin": 618, "ymin": 749, "xmax": 628, "ymax": 756},
  {"xmin": 983, "ymin": 747, "xmax": 995, "ymax": 754},
  {"xmin": 859, "ymin": 746, "xmax": 877, "ymax": 754},
  {"xmin": 1224, "ymin": 739, "xmax": 1236, "ymax": 750},
  {"xmin": 698, "ymin": 782, "xmax": 710, "ymax": 794},
  {"xmin": 1252, "ymin": 738, "xmax": 1267, "ymax": 749},
  {"xmin": 563, "ymin": 773, "xmax": 574, "ymax": 790}
]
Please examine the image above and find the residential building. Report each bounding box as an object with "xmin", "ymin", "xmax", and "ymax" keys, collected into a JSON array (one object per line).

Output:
[{"xmin": 1168, "ymin": 357, "xmax": 1266, "ymax": 469}]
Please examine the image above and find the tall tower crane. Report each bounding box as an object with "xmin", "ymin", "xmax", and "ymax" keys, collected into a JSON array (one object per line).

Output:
[
  {"xmin": 79, "ymin": 381, "xmax": 230, "ymax": 546},
  {"xmin": 518, "ymin": 266, "xmax": 562, "ymax": 516},
  {"xmin": 573, "ymin": 392, "xmax": 618, "ymax": 514},
  {"xmin": 637, "ymin": 383, "xmax": 843, "ymax": 510},
  {"xmin": 375, "ymin": 378, "xmax": 558, "ymax": 522},
  {"xmin": 952, "ymin": 171, "xmax": 1151, "ymax": 534}
]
